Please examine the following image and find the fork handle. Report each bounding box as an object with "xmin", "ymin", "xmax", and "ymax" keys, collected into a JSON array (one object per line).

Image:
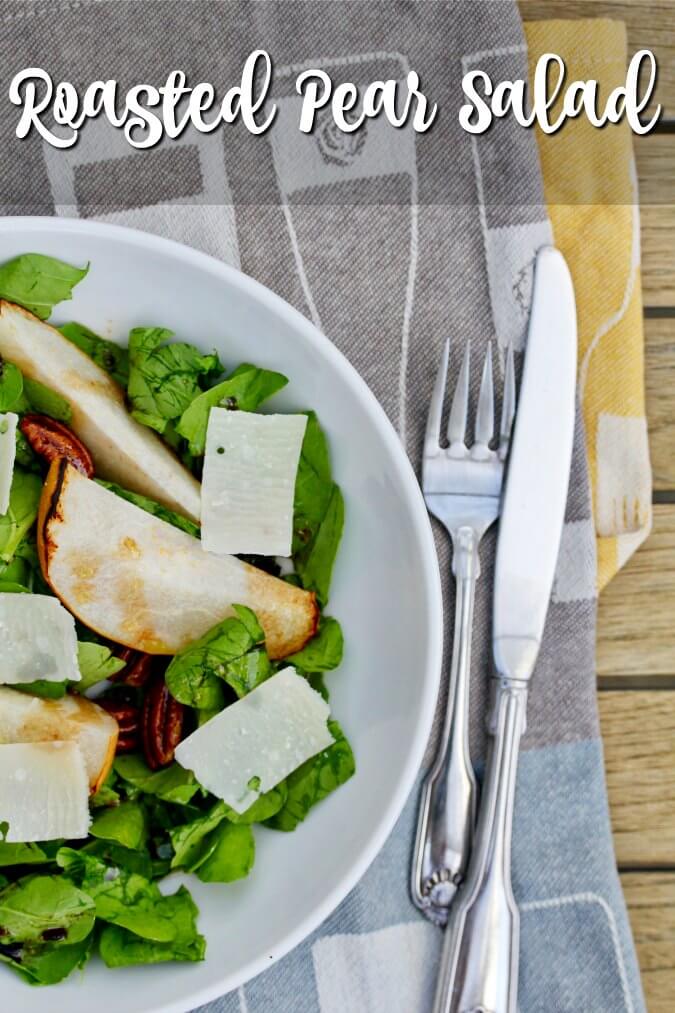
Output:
[
  {"xmin": 411, "ymin": 525, "xmax": 480, "ymax": 920},
  {"xmin": 432, "ymin": 677, "xmax": 527, "ymax": 1013}
]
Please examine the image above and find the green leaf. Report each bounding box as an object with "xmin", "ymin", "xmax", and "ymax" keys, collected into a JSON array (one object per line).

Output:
[
  {"xmin": 14, "ymin": 426, "xmax": 40, "ymax": 472},
  {"xmin": 169, "ymin": 802, "xmax": 228, "ymax": 871},
  {"xmin": 0, "ymin": 360, "xmax": 23, "ymax": 411},
  {"xmin": 222, "ymin": 648, "xmax": 273, "ymax": 699},
  {"xmin": 13, "ymin": 680, "xmax": 67, "ymax": 699},
  {"xmin": 194, "ymin": 822, "xmax": 254, "ymax": 883},
  {"xmin": 23, "ymin": 377, "xmax": 71, "ymax": 422},
  {"xmin": 292, "ymin": 413, "xmax": 344, "ymax": 605},
  {"xmin": 0, "ymin": 469, "xmax": 42, "ymax": 562},
  {"xmin": 0, "ymin": 842, "xmax": 49, "ymax": 867},
  {"xmin": 79, "ymin": 840, "xmax": 153, "ymax": 879},
  {"xmin": 265, "ymin": 720, "xmax": 355, "ymax": 832},
  {"xmin": 89, "ymin": 802, "xmax": 148, "ymax": 851},
  {"xmin": 1, "ymin": 933, "xmax": 94, "ymax": 985},
  {"xmin": 0, "ymin": 874, "xmax": 95, "ymax": 944},
  {"xmin": 0, "ymin": 254, "xmax": 88, "ymax": 320},
  {"xmin": 165, "ymin": 606, "xmax": 264, "ymax": 709},
  {"xmin": 222, "ymin": 782, "xmax": 287, "ymax": 825},
  {"xmin": 90, "ymin": 769, "xmax": 121, "ymax": 809},
  {"xmin": 127, "ymin": 327, "xmax": 221, "ymax": 435},
  {"xmin": 59, "ymin": 321, "xmax": 129, "ymax": 387},
  {"xmin": 168, "ymin": 802, "xmax": 255, "ymax": 882},
  {"xmin": 98, "ymin": 887, "xmax": 204, "ymax": 967},
  {"xmin": 287, "ymin": 616, "xmax": 344, "ymax": 672},
  {"xmin": 176, "ymin": 363, "xmax": 288, "ymax": 455},
  {"xmin": 75, "ymin": 641, "xmax": 126, "ymax": 692},
  {"xmin": 97, "ymin": 480, "xmax": 200, "ymax": 538},
  {"xmin": 114, "ymin": 756, "xmax": 199, "ymax": 806},
  {"xmin": 57, "ymin": 849, "xmax": 191, "ymax": 944}
]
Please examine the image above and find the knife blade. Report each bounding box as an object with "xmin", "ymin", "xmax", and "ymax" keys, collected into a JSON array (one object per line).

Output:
[{"xmin": 493, "ymin": 245, "xmax": 577, "ymax": 683}]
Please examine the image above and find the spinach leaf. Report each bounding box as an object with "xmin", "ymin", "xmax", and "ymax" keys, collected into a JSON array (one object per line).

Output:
[
  {"xmin": 98, "ymin": 887, "xmax": 204, "ymax": 966},
  {"xmin": 89, "ymin": 802, "xmax": 148, "ymax": 851},
  {"xmin": 194, "ymin": 822, "xmax": 255, "ymax": 883},
  {"xmin": 168, "ymin": 802, "xmax": 228, "ymax": 871},
  {"xmin": 0, "ymin": 874, "xmax": 95, "ymax": 945},
  {"xmin": 222, "ymin": 648, "xmax": 273, "ymax": 699},
  {"xmin": 57, "ymin": 849, "xmax": 192, "ymax": 943},
  {"xmin": 75, "ymin": 641, "xmax": 126, "ymax": 691},
  {"xmin": 127, "ymin": 327, "xmax": 220, "ymax": 435},
  {"xmin": 59, "ymin": 322, "xmax": 129, "ymax": 387},
  {"xmin": 165, "ymin": 605, "xmax": 264, "ymax": 709},
  {"xmin": 265, "ymin": 720, "xmax": 355, "ymax": 832},
  {"xmin": 1, "ymin": 933, "xmax": 93, "ymax": 985},
  {"xmin": 114, "ymin": 756, "xmax": 199, "ymax": 806},
  {"xmin": 13, "ymin": 680, "xmax": 67, "ymax": 700},
  {"xmin": 90, "ymin": 769, "xmax": 121, "ymax": 810},
  {"xmin": 0, "ymin": 254, "xmax": 88, "ymax": 320},
  {"xmin": 0, "ymin": 361, "xmax": 23, "ymax": 411},
  {"xmin": 293, "ymin": 412, "xmax": 344, "ymax": 605},
  {"xmin": 0, "ymin": 469, "xmax": 42, "ymax": 561},
  {"xmin": 97, "ymin": 480, "xmax": 200, "ymax": 538},
  {"xmin": 222, "ymin": 782, "xmax": 287, "ymax": 825},
  {"xmin": 79, "ymin": 840, "xmax": 153, "ymax": 879},
  {"xmin": 176, "ymin": 363, "xmax": 288, "ymax": 455},
  {"xmin": 0, "ymin": 842, "xmax": 49, "ymax": 867},
  {"xmin": 14, "ymin": 426, "xmax": 40, "ymax": 472},
  {"xmin": 287, "ymin": 616, "xmax": 344, "ymax": 672},
  {"xmin": 23, "ymin": 377, "xmax": 71, "ymax": 422},
  {"xmin": 168, "ymin": 803, "xmax": 254, "ymax": 882}
]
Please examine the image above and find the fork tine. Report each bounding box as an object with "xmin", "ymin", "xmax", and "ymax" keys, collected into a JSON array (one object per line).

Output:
[
  {"xmin": 425, "ymin": 338, "xmax": 450, "ymax": 453},
  {"xmin": 474, "ymin": 341, "xmax": 494, "ymax": 447},
  {"xmin": 447, "ymin": 340, "xmax": 470, "ymax": 447},
  {"xmin": 499, "ymin": 343, "xmax": 516, "ymax": 460}
]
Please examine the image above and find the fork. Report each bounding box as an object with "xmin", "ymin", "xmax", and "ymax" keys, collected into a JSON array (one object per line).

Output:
[{"xmin": 411, "ymin": 337, "xmax": 515, "ymax": 925}]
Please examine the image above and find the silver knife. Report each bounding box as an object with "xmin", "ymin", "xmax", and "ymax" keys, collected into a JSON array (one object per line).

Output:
[{"xmin": 432, "ymin": 246, "xmax": 577, "ymax": 1013}]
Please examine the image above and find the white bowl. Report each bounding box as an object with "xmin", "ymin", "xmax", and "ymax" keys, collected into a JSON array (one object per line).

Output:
[{"xmin": 0, "ymin": 217, "xmax": 442, "ymax": 1013}]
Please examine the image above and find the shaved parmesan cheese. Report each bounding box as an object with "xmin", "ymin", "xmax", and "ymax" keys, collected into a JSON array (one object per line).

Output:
[
  {"xmin": 201, "ymin": 410, "xmax": 307, "ymax": 557},
  {"xmin": 0, "ymin": 593, "xmax": 80, "ymax": 684},
  {"xmin": 0, "ymin": 741, "xmax": 90, "ymax": 841},
  {"xmin": 0, "ymin": 411, "xmax": 17, "ymax": 515},
  {"xmin": 175, "ymin": 666, "xmax": 334, "ymax": 813}
]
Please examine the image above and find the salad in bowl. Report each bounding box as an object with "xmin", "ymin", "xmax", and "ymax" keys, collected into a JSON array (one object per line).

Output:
[{"xmin": 0, "ymin": 253, "xmax": 353, "ymax": 986}]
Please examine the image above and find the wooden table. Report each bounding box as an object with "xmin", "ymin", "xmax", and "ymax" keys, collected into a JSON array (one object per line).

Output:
[{"xmin": 516, "ymin": 3, "xmax": 675, "ymax": 1009}]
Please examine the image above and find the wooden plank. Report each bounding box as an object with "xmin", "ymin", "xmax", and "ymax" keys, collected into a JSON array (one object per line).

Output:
[
  {"xmin": 646, "ymin": 317, "xmax": 675, "ymax": 491},
  {"xmin": 638, "ymin": 136, "xmax": 675, "ymax": 307},
  {"xmin": 621, "ymin": 872, "xmax": 675, "ymax": 1013},
  {"xmin": 599, "ymin": 691, "xmax": 675, "ymax": 864},
  {"xmin": 597, "ymin": 506, "xmax": 675, "ymax": 679},
  {"xmin": 518, "ymin": 0, "xmax": 675, "ymax": 113}
]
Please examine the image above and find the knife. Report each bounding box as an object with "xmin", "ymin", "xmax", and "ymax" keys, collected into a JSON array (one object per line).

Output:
[{"xmin": 431, "ymin": 246, "xmax": 577, "ymax": 1013}]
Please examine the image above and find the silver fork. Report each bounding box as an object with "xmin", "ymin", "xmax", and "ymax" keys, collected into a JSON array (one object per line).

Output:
[{"xmin": 411, "ymin": 337, "xmax": 515, "ymax": 925}]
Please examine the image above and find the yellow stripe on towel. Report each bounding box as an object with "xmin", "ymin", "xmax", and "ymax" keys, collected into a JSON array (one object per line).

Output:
[{"xmin": 524, "ymin": 18, "xmax": 652, "ymax": 590}]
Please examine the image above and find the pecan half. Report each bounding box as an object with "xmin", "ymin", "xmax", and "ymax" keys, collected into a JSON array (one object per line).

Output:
[
  {"xmin": 141, "ymin": 675, "xmax": 184, "ymax": 769},
  {"xmin": 20, "ymin": 414, "xmax": 94, "ymax": 477},
  {"xmin": 111, "ymin": 649, "xmax": 154, "ymax": 688},
  {"xmin": 100, "ymin": 700, "xmax": 140, "ymax": 754}
]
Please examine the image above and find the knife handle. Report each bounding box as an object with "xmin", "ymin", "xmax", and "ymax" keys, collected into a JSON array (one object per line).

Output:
[{"xmin": 431, "ymin": 677, "xmax": 528, "ymax": 1013}]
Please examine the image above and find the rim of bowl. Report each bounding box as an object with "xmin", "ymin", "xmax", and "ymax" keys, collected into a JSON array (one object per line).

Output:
[{"xmin": 0, "ymin": 215, "xmax": 443, "ymax": 1012}]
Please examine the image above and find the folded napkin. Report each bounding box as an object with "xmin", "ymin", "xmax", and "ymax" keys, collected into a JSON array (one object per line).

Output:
[
  {"xmin": 524, "ymin": 18, "xmax": 652, "ymax": 590},
  {"xmin": 0, "ymin": 2, "xmax": 647, "ymax": 1011}
]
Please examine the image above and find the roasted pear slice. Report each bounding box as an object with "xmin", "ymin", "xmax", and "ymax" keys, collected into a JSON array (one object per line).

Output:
[
  {"xmin": 0, "ymin": 686, "xmax": 118, "ymax": 793},
  {"xmin": 0, "ymin": 300, "xmax": 200, "ymax": 522},
  {"xmin": 39, "ymin": 461, "xmax": 319, "ymax": 660}
]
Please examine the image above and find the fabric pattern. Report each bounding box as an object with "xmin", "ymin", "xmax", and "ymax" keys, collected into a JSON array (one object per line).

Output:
[
  {"xmin": 524, "ymin": 18, "xmax": 652, "ymax": 590},
  {"xmin": 0, "ymin": 2, "xmax": 647, "ymax": 1011}
]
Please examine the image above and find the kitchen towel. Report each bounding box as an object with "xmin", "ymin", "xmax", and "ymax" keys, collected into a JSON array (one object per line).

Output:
[
  {"xmin": 525, "ymin": 18, "xmax": 652, "ymax": 590},
  {"xmin": 0, "ymin": 2, "xmax": 647, "ymax": 1011}
]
